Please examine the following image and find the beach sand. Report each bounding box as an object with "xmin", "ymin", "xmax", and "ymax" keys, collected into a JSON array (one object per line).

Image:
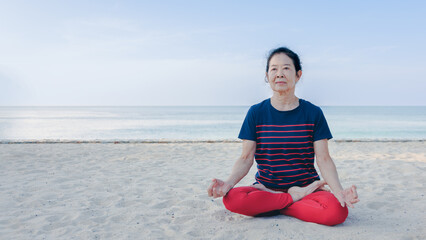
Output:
[{"xmin": 0, "ymin": 141, "xmax": 425, "ymax": 239}]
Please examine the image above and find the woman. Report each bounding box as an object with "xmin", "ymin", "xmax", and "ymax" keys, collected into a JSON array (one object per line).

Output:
[{"xmin": 207, "ymin": 47, "xmax": 360, "ymax": 226}]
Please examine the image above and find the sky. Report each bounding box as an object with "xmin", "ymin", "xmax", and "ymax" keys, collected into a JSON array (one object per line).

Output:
[{"xmin": 0, "ymin": 0, "xmax": 425, "ymax": 106}]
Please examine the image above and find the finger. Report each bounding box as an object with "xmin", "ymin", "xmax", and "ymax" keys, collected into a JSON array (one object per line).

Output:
[
  {"xmin": 207, "ymin": 179, "xmax": 217, "ymax": 196},
  {"xmin": 218, "ymin": 189, "xmax": 224, "ymax": 196},
  {"xmin": 207, "ymin": 183, "xmax": 214, "ymax": 196},
  {"xmin": 213, "ymin": 187, "xmax": 223, "ymax": 198},
  {"xmin": 212, "ymin": 187, "xmax": 218, "ymax": 198},
  {"xmin": 208, "ymin": 179, "xmax": 216, "ymax": 187},
  {"xmin": 346, "ymin": 201, "xmax": 354, "ymax": 208},
  {"xmin": 217, "ymin": 178, "xmax": 224, "ymax": 184},
  {"xmin": 336, "ymin": 196, "xmax": 345, "ymax": 207}
]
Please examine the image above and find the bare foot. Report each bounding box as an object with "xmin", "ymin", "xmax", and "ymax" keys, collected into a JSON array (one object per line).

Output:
[
  {"xmin": 288, "ymin": 180, "xmax": 326, "ymax": 202},
  {"xmin": 251, "ymin": 183, "xmax": 283, "ymax": 194},
  {"xmin": 314, "ymin": 185, "xmax": 331, "ymax": 192}
]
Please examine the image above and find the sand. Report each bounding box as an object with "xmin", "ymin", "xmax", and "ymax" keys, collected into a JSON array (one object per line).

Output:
[{"xmin": 0, "ymin": 141, "xmax": 425, "ymax": 239}]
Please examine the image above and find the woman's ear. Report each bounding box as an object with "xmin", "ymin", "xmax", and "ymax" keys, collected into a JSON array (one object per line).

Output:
[
  {"xmin": 294, "ymin": 70, "xmax": 302, "ymax": 85},
  {"xmin": 264, "ymin": 73, "xmax": 269, "ymax": 83},
  {"xmin": 296, "ymin": 70, "xmax": 302, "ymax": 80}
]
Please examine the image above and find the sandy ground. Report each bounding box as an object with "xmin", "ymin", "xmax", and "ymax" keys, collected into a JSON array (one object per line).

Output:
[{"xmin": 0, "ymin": 141, "xmax": 425, "ymax": 239}]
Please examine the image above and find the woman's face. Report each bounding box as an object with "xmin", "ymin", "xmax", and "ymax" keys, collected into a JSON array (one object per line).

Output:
[{"xmin": 266, "ymin": 53, "xmax": 302, "ymax": 93}]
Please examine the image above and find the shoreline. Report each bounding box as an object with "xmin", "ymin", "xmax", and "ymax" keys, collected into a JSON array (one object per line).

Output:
[{"xmin": 0, "ymin": 139, "xmax": 425, "ymax": 144}]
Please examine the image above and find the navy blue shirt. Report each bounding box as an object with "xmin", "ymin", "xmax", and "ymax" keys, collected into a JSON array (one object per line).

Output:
[{"xmin": 238, "ymin": 98, "xmax": 332, "ymax": 190}]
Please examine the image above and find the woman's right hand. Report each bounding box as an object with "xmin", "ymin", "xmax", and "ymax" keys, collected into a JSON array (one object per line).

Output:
[{"xmin": 207, "ymin": 178, "xmax": 233, "ymax": 198}]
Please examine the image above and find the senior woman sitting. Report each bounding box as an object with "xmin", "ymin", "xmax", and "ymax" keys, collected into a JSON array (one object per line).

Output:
[{"xmin": 207, "ymin": 47, "xmax": 359, "ymax": 226}]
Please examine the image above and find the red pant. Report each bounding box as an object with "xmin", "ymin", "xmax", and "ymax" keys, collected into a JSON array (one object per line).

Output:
[{"xmin": 223, "ymin": 186, "xmax": 348, "ymax": 226}]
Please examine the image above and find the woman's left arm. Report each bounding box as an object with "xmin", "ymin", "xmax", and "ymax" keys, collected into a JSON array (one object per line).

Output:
[{"xmin": 314, "ymin": 139, "xmax": 360, "ymax": 208}]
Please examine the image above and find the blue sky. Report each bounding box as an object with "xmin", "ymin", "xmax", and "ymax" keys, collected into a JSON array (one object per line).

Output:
[{"xmin": 1, "ymin": 0, "xmax": 425, "ymax": 106}]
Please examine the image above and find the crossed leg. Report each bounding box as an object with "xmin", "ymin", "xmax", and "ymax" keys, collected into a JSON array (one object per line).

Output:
[
  {"xmin": 222, "ymin": 182, "xmax": 348, "ymax": 226},
  {"xmin": 280, "ymin": 191, "xmax": 348, "ymax": 226}
]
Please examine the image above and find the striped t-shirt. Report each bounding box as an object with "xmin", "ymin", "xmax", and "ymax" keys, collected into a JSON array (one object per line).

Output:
[{"xmin": 238, "ymin": 98, "xmax": 333, "ymax": 191}]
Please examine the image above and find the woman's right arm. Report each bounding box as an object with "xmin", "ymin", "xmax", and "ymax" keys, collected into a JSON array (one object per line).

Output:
[{"xmin": 207, "ymin": 140, "xmax": 256, "ymax": 198}]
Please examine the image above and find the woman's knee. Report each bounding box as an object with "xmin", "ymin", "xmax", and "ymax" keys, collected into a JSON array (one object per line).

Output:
[
  {"xmin": 222, "ymin": 187, "xmax": 257, "ymax": 213},
  {"xmin": 310, "ymin": 192, "xmax": 349, "ymax": 226},
  {"xmin": 222, "ymin": 188, "xmax": 237, "ymax": 210},
  {"xmin": 223, "ymin": 187, "xmax": 248, "ymax": 206},
  {"xmin": 321, "ymin": 200, "xmax": 349, "ymax": 226}
]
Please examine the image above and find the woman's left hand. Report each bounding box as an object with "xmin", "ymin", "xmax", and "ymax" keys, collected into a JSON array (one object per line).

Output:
[{"xmin": 334, "ymin": 185, "xmax": 360, "ymax": 208}]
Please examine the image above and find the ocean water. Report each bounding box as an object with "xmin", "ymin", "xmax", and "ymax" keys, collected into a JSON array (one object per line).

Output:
[{"xmin": 0, "ymin": 106, "xmax": 425, "ymax": 141}]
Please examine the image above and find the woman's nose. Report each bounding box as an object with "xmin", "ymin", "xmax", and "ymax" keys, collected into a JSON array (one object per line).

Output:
[
  {"xmin": 276, "ymin": 72, "xmax": 284, "ymax": 78},
  {"xmin": 276, "ymin": 69, "xmax": 284, "ymax": 77}
]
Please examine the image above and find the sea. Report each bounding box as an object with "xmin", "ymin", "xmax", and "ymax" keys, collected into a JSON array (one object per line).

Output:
[{"xmin": 0, "ymin": 106, "xmax": 425, "ymax": 142}]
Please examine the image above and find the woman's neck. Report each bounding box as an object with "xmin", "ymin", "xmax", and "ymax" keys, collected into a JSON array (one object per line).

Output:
[{"xmin": 271, "ymin": 92, "xmax": 299, "ymax": 111}]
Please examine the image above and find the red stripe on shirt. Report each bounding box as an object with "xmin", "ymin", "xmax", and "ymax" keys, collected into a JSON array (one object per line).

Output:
[
  {"xmin": 256, "ymin": 130, "xmax": 313, "ymax": 133},
  {"xmin": 256, "ymin": 157, "xmax": 314, "ymax": 161},
  {"xmin": 256, "ymin": 147, "xmax": 313, "ymax": 150},
  {"xmin": 258, "ymin": 167, "xmax": 312, "ymax": 173},
  {"xmin": 258, "ymin": 135, "xmax": 312, "ymax": 139},
  {"xmin": 256, "ymin": 124, "xmax": 314, "ymax": 127},
  {"xmin": 257, "ymin": 141, "xmax": 313, "ymax": 145},
  {"xmin": 255, "ymin": 151, "xmax": 314, "ymax": 156},
  {"xmin": 258, "ymin": 162, "xmax": 313, "ymax": 167},
  {"xmin": 258, "ymin": 169, "xmax": 315, "ymax": 178}
]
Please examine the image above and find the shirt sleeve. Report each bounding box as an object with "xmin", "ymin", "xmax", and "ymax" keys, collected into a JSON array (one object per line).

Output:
[
  {"xmin": 238, "ymin": 106, "xmax": 257, "ymax": 141},
  {"xmin": 313, "ymin": 107, "xmax": 333, "ymax": 142}
]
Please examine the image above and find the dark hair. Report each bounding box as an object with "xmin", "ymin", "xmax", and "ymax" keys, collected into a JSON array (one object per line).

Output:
[{"xmin": 266, "ymin": 47, "xmax": 302, "ymax": 74}]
